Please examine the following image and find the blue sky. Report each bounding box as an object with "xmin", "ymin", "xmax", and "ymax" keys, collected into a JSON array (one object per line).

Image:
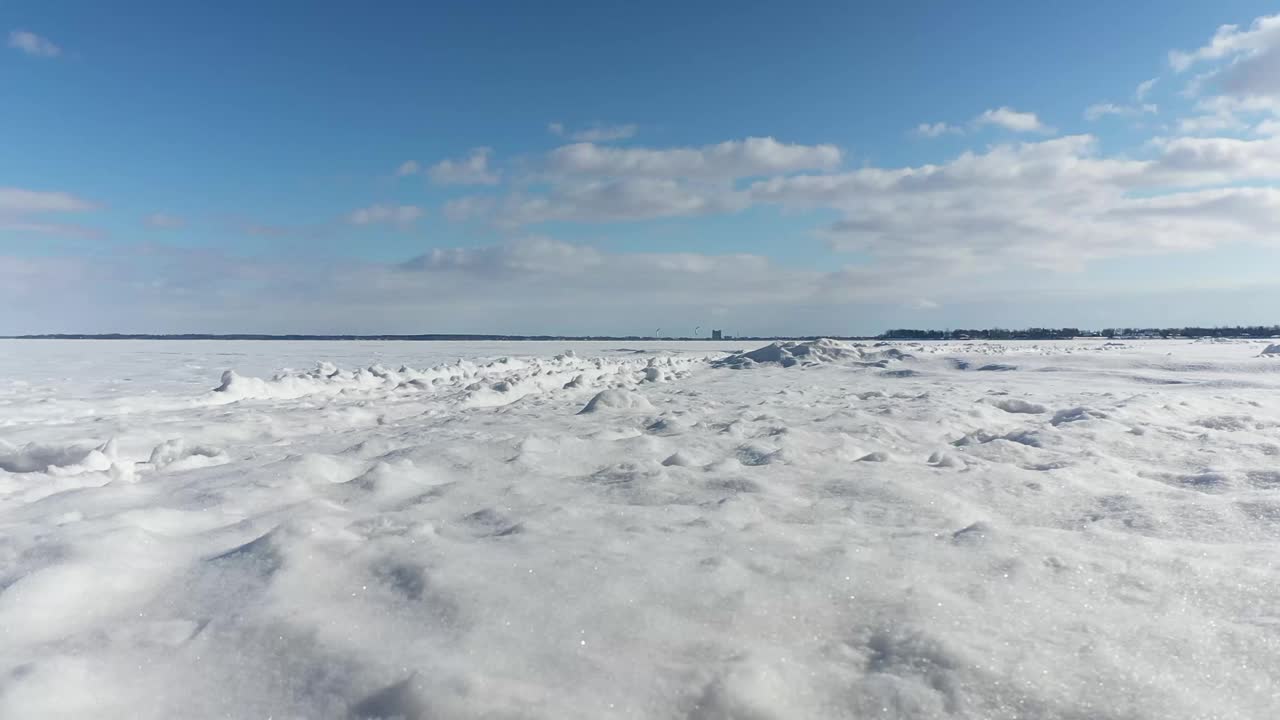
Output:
[{"xmin": 4, "ymin": 1, "xmax": 1280, "ymax": 335}]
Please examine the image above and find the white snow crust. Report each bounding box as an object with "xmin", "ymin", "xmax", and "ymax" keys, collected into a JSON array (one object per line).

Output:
[{"xmin": 0, "ymin": 338, "xmax": 1278, "ymax": 718}]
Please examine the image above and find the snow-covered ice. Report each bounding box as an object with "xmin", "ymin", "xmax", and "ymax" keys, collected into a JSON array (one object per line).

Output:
[{"xmin": 1, "ymin": 338, "xmax": 1278, "ymax": 718}]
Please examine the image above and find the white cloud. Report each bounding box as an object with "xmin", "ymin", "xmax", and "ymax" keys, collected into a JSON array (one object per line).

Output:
[
  {"xmin": 457, "ymin": 126, "xmax": 1280, "ymax": 272},
  {"xmin": 549, "ymin": 122, "xmax": 638, "ymax": 142},
  {"xmin": 0, "ymin": 221, "xmax": 100, "ymax": 238},
  {"xmin": 1196, "ymin": 93, "xmax": 1280, "ymax": 114},
  {"xmin": 37, "ymin": 222, "xmax": 1280, "ymax": 336},
  {"xmin": 1136, "ymin": 77, "xmax": 1159, "ymax": 100},
  {"xmin": 1256, "ymin": 119, "xmax": 1280, "ymax": 136},
  {"xmin": 1176, "ymin": 111, "xmax": 1247, "ymax": 134},
  {"xmin": 453, "ymin": 124, "xmax": 1280, "ymax": 243},
  {"xmin": 0, "ymin": 187, "xmax": 97, "ymax": 238},
  {"xmin": 0, "ymin": 238, "xmax": 907, "ymax": 335},
  {"xmin": 345, "ymin": 204, "xmax": 424, "ymax": 227},
  {"xmin": 1169, "ymin": 14, "xmax": 1280, "ymax": 112},
  {"xmin": 404, "ymin": 236, "xmax": 604, "ymax": 275},
  {"xmin": 914, "ymin": 122, "xmax": 961, "ymax": 138},
  {"xmin": 145, "ymin": 213, "xmax": 184, "ymax": 229},
  {"xmin": 395, "ymin": 160, "xmax": 421, "ymax": 177},
  {"xmin": 972, "ymin": 107, "xmax": 1052, "ymax": 133},
  {"xmin": 0, "ymin": 188, "xmax": 94, "ymax": 214},
  {"xmin": 496, "ymin": 178, "xmax": 748, "ymax": 226},
  {"xmin": 447, "ymin": 136, "xmax": 841, "ymax": 226},
  {"xmin": 1170, "ymin": 14, "xmax": 1280, "ymax": 72},
  {"xmin": 443, "ymin": 196, "xmax": 496, "ymax": 223},
  {"xmin": 428, "ymin": 148, "xmax": 500, "ymax": 186},
  {"xmin": 1171, "ymin": 94, "xmax": 1280, "ymax": 137},
  {"xmin": 7, "ymin": 30, "xmax": 60, "ymax": 58},
  {"xmin": 1147, "ymin": 135, "xmax": 1280, "ymax": 182},
  {"xmin": 382, "ymin": 236, "xmax": 893, "ymax": 314},
  {"xmin": 546, "ymin": 136, "xmax": 842, "ymax": 179},
  {"xmin": 1085, "ymin": 103, "xmax": 1158, "ymax": 121},
  {"xmin": 749, "ymin": 134, "xmax": 1280, "ymax": 271},
  {"xmin": 919, "ymin": 110, "xmax": 1052, "ymax": 137},
  {"xmin": 1085, "ymin": 104, "xmax": 1126, "ymax": 120}
]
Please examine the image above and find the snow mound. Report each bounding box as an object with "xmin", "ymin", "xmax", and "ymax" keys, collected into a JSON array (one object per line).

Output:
[
  {"xmin": 211, "ymin": 362, "xmax": 405, "ymax": 401},
  {"xmin": 1261, "ymin": 344, "xmax": 1280, "ymax": 356},
  {"xmin": 713, "ymin": 338, "xmax": 910, "ymax": 369},
  {"xmin": 146, "ymin": 439, "xmax": 228, "ymax": 472},
  {"xmin": 578, "ymin": 389, "xmax": 654, "ymax": 414},
  {"xmin": 1051, "ymin": 406, "xmax": 1108, "ymax": 425},
  {"xmin": 992, "ymin": 398, "xmax": 1047, "ymax": 414},
  {"xmin": 0, "ymin": 438, "xmax": 119, "ymax": 475}
]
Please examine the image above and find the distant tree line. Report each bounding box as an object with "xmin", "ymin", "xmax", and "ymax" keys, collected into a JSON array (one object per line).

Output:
[
  {"xmin": 1147, "ymin": 325, "xmax": 1280, "ymax": 338},
  {"xmin": 881, "ymin": 328, "xmax": 1083, "ymax": 340},
  {"xmin": 880, "ymin": 326, "xmax": 1280, "ymax": 340}
]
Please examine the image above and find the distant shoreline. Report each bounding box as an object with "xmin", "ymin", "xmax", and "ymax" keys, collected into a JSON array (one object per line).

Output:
[{"xmin": 4, "ymin": 331, "xmax": 1278, "ymax": 342}]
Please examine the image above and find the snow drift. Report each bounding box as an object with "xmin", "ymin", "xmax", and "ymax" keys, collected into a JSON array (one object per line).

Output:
[{"xmin": 712, "ymin": 338, "xmax": 912, "ymax": 369}]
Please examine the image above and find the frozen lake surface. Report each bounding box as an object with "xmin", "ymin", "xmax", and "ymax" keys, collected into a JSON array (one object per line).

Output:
[{"xmin": 1, "ymin": 338, "xmax": 1278, "ymax": 718}]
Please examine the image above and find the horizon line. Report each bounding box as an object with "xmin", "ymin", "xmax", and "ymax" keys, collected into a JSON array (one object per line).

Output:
[{"xmin": 7, "ymin": 325, "xmax": 1280, "ymax": 342}]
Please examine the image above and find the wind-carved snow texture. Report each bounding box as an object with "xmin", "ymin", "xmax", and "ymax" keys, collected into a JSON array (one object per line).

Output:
[{"xmin": 0, "ymin": 337, "xmax": 1278, "ymax": 718}]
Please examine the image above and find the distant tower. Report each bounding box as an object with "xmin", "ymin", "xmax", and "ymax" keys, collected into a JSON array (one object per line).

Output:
[{"xmin": 711, "ymin": 329, "xmax": 723, "ymax": 340}]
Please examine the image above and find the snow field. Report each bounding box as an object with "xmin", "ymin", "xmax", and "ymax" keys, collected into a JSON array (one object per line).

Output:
[{"xmin": 0, "ymin": 338, "xmax": 1277, "ymax": 718}]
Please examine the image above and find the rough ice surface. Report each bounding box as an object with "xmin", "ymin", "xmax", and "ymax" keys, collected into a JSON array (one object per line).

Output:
[
  {"xmin": 712, "ymin": 337, "xmax": 909, "ymax": 369},
  {"xmin": 0, "ymin": 338, "xmax": 1278, "ymax": 719}
]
